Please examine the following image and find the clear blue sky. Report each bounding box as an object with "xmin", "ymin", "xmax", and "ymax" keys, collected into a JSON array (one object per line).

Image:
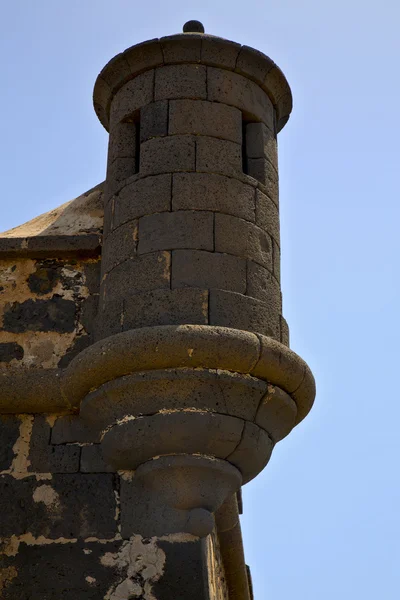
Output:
[{"xmin": 1, "ymin": 1, "xmax": 399, "ymax": 597}]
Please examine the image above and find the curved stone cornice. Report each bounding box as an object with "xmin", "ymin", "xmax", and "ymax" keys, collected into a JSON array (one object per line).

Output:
[
  {"xmin": 61, "ymin": 324, "xmax": 315, "ymax": 425},
  {"xmin": 0, "ymin": 368, "xmax": 70, "ymax": 414},
  {"xmin": 93, "ymin": 33, "xmax": 292, "ymax": 133}
]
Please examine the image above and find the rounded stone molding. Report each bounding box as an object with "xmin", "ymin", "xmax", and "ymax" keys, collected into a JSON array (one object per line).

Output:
[
  {"xmin": 61, "ymin": 324, "xmax": 315, "ymax": 425},
  {"xmin": 121, "ymin": 455, "xmax": 242, "ymax": 538},
  {"xmin": 0, "ymin": 368, "xmax": 68, "ymax": 414},
  {"xmin": 93, "ymin": 34, "xmax": 292, "ymax": 133},
  {"xmin": 80, "ymin": 368, "xmax": 269, "ymax": 431},
  {"xmin": 100, "ymin": 409, "xmax": 273, "ymax": 484}
]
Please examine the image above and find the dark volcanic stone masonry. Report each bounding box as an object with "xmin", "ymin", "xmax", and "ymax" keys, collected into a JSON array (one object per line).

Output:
[{"xmin": 0, "ymin": 19, "xmax": 315, "ymax": 600}]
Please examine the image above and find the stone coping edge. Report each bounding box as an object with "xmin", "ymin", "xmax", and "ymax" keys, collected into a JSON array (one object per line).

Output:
[
  {"xmin": 0, "ymin": 234, "xmax": 102, "ymax": 259},
  {"xmin": 62, "ymin": 325, "xmax": 315, "ymax": 425},
  {"xmin": 0, "ymin": 368, "xmax": 72, "ymax": 414},
  {"xmin": 0, "ymin": 326, "xmax": 315, "ymax": 423},
  {"xmin": 93, "ymin": 33, "xmax": 292, "ymax": 133}
]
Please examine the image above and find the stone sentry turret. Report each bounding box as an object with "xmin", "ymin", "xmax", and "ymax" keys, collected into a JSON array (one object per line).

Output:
[{"xmin": 0, "ymin": 21, "xmax": 315, "ymax": 599}]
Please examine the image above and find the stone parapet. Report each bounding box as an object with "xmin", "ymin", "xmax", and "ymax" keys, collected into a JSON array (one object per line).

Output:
[{"xmin": 94, "ymin": 34, "xmax": 292, "ymax": 132}]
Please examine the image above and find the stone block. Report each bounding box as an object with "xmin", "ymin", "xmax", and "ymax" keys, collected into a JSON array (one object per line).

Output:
[
  {"xmin": 106, "ymin": 157, "xmax": 136, "ymax": 192},
  {"xmin": 140, "ymin": 100, "xmax": 168, "ymax": 142},
  {"xmin": 80, "ymin": 294, "xmax": 99, "ymax": 336},
  {"xmin": 255, "ymin": 188, "xmax": 280, "ymax": 244},
  {"xmin": 236, "ymin": 46, "xmax": 274, "ymax": 83},
  {"xmin": 83, "ymin": 261, "xmax": 101, "ymax": 294},
  {"xmin": 101, "ymin": 220, "xmax": 138, "ymax": 274},
  {"xmin": 100, "ymin": 52, "xmax": 131, "ymax": 91},
  {"xmin": 0, "ymin": 539, "xmax": 122, "ymax": 599},
  {"xmin": 272, "ymin": 238, "xmax": 281, "ymax": 283},
  {"xmin": 201, "ymin": 35, "xmax": 241, "ymax": 69},
  {"xmin": 215, "ymin": 213, "xmax": 272, "ymax": 270},
  {"xmin": 0, "ymin": 473, "xmax": 116, "ymax": 539},
  {"xmin": 196, "ymin": 136, "xmax": 242, "ymax": 177},
  {"xmin": 215, "ymin": 493, "xmax": 240, "ymax": 532},
  {"xmin": 81, "ymin": 445, "xmax": 114, "ymax": 473},
  {"xmin": 172, "ymin": 249, "xmax": 246, "ymax": 293},
  {"xmin": 172, "ymin": 172, "xmax": 256, "ymax": 221},
  {"xmin": 0, "ymin": 416, "xmax": 20, "ymax": 471},
  {"xmin": 247, "ymin": 157, "xmax": 279, "ymax": 191},
  {"xmin": 160, "ymin": 33, "xmax": 202, "ymax": 63},
  {"xmin": 113, "ymin": 173, "xmax": 171, "ymax": 229},
  {"xmin": 102, "ymin": 251, "xmax": 170, "ymax": 300},
  {"xmin": 264, "ymin": 65, "xmax": 288, "ymax": 104},
  {"xmin": 169, "ymin": 100, "xmax": 242, "ymax": 143},
  {"xmin": 82, "ymin": 369, "xmax": 266, "ymax": 429},
  {"xmin": 277, "ymin": 93, "xmax": 292, "ymax": 129},
  {"xmin": 104, "ymin": 411, "xmax": 244, "ymax": 470},
  {"xmin": 138, "ymin": 210, "xmax": 214, "ymax": 254},
  {"xmin": 208, "ymin": 67, "xmax": 274, "ymax": 131},
  {"xmin": 57, "ymin": 334, "xmax": 92, "ymax": 368},
  {"xmin": 227, "ymin": 421, "xmax": 274, "ymax": 483},
  {"xmin": 251, "ymin": 335, "xmax": 305, "ymax": 395},
  {"xmin": 280, "ymin": 315, "xmax": 290, "ymax": 346},
  {"xmin": 246, "ymin": 122, "xmax": 277, "ymax": 168},
  {"xmin": 95, "ymin": 295, "xmax": 123, "ymax": 341},
  {"xmin": 255, "ymin": 166, "xmax": 279, "ymax": 206},
  {"xmin": 107, "ymin": 121, "xmax": 137, "ymax": 164},
  {"xmin": 247, "ymin": 260, "xmax": 282, "ymax": 307},
  {"xmin": 154, "ymin": 64, "xmax": 207, "ymax": 101},
  {"xmin": 153, "ymin": 539, "xmax": 209, "ymax": 600},
  {"xmin": 110, "ymin": 70, "xmax": 154, "ymax": 127},
  {"xmin": 51, "ymin": 416, "xmax": 101, "ymax": 445},
  {"xmin": 103, "ymin": 196, "xmax": 114, "ymax": 237},
  {"xmin": 209, "ymin": 289, "xmax": 280, "ymax": 339},
  {"xmin": 292, "ymin": 363, "xmax": 316, "ymax": 424},
  {"xmin": 28, "ymin": 416, "xmax": 80, "ymax": 474},
  {"xmin": 122, "ymin": 287, "xmax": 208, "ymax": 330},
  {"xmin": 255, "ymin": 384, "xmax": 297, "ymax": 442},
  {"xmin": 2, "ymin": 297, "xmax": 76, "ymax": 334},
  {"xmin": 124, "ymin": 38, "xmax": 164, "ymax": 73},
  {"xmin": 93, "ymin": 75, "xmax": 111, "ymax": 110},
  {"xmin": 140, "ymin": 135, "xmax": 196, "ymax": 176}
]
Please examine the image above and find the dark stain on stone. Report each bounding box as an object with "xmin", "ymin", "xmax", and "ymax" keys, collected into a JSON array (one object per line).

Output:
[
  {"xmin": 2, "ymin": 296, "xmax": 76, "ymax": 333},
  {"xmin": 83, "ymin": 261, "xmax": 101, "ymax": 293},
  {"xmin": 0, "ymin": 539, "xmax": 123, "ymax": 600},
  {"xmin": 80, "ymin": 295, "xmax": 99, "ymax": 334},
  {"xmin": 28, "ymin": 266, "xmax": 61, "ymax": 295},
  {"xmin": 57, "ymin": 335, "xmax": 92, "ymax": 368},
  {"xmin": 0, "ymin": 472, "xmax": 117, "ymax": 539},
  {"xmin": 27, "ymin": 259, "xmax": 88, "ymax": 297},
  {"xmin": 0, "ymin": 342, "xmax": 24, "ymax": 363},
  {"xmin": 153, "ymin": 539, "xmax": 208, "ymax": 600},
  {"xmin": 0, "ymin": 416, "xmax": 21, "ymax": 471}
]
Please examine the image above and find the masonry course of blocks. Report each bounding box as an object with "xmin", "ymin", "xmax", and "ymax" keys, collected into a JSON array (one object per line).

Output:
[{"xmin": 98, "ymin": 61, "xmax": 285, "ymax": 345}]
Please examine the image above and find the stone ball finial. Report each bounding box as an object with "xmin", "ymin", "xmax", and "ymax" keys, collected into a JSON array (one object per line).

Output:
[{"xmin": 183, "ymin": 20, "xmax": 205, "ymax": 33}]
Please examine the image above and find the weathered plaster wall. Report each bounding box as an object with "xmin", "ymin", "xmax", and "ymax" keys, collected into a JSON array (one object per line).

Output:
[
  {"xmin": 0, "ymin": 257, "xmax": 100, "ymax": 370},
  {"xmin": 0, "ymin": 413, "xmax": 223, "ymax": 599}
]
